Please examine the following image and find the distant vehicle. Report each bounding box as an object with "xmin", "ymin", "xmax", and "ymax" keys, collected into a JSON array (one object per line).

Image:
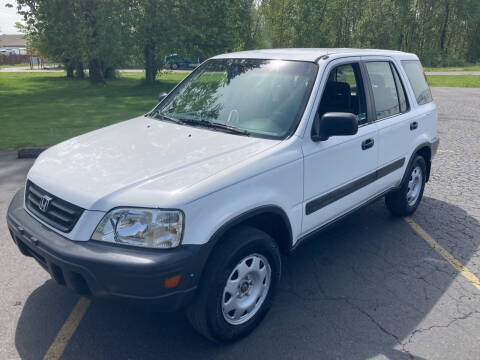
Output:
[
  {"xmin": 164, "ymin": 54, "xmax": 202, "ymax": 70},
  {"xmin": 8, "ymin": 48, "xmax": 438, "ymax": 342},
  {"xmin": 0, "ymin": 48, "xmax": 23, "ymax": 55},
  {"xmin": 4, "ymin": 48, "xmax": 22, "ymax": 55},
  {"xmin": 0, "ymin": 48, "xmax": 16, "ymax": 55}
]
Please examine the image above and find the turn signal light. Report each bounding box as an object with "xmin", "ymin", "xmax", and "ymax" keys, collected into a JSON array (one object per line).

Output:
[{"xmin": 164, "ymin": 274, "xmax": 181, "ymax": 289}]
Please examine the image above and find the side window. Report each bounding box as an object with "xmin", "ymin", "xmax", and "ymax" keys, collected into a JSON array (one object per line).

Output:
[
  {"xmin": 365, "ymin": 62, "xmax": 401, "ymax": 120},
  {"xmin": 391, "ymin": 64, "xmax": 409, "ymax": 113},
  {"xmin": 401, "ymin": 60, "xmax": 433, "ymax": 105},
  {"xmin": 318, "ymin": 63, "xmax": 367, "ymax": 125}
]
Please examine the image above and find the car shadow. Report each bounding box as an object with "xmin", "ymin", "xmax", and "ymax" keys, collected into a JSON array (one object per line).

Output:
[{"xmin": 15, "ymin": 196, "xmax": 480, "ymax": 359}]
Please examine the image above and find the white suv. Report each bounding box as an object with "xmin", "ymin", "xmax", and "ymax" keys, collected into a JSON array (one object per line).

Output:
[{"xmin": 7, "ymin": 48, "xmax": 438, "ymax": 341}]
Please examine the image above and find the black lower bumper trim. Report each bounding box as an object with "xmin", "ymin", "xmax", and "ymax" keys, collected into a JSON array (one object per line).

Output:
[{"xmin": 7, "ymin": 189, "xmax": 211, "ymax": 310}]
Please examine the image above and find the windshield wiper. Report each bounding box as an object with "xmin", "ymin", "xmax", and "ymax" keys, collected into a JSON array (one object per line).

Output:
[
  {"xmin": 149, "ymin": 111, "xmax": 184, "ymax": 125},
  {"xmin": 205, "ymin": 121, "xmax": 251, "ymax": 136},
  {"xmin": 178, "ymin": 118, "xmax": 250, "ymax": 136},
  {"xmin": 149, "ymin": 111, "xmax": 250, "ymax": 136}
]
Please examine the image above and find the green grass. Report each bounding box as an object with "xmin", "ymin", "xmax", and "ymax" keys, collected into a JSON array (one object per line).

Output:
[
  {"xmin": 0, "ymin": 72, "xmax": 187, "ymax": 149},
  {"xmin": 426, "ymin": 74, "xmax": 480, "ymax": 88},
  {"xmin": 424, "ymin": 65, "xmax": 480, "ymax": 72}
]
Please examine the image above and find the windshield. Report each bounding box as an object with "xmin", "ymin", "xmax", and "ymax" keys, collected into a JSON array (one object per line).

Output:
[{"xmin": 150, "ymin": 59, "xmax": 318, "ymax": 139}]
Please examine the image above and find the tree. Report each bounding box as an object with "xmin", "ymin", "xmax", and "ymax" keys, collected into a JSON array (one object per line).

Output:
[
  {"xmin": 13, "ymin": 0, "xmax": 480, "ymax": 78},
  {"xmin": 131, "ymin": 0, "xmax": 177, "ymax": 84},
  {"xmin": 131, "ymin": 0, "xmax": 258, "ymax": 84},
  {"xmin": 16, "ymin": 0, "xmax": 131, "ymax": 83},
  {"xmin": 16, "ymin": 0, "xmax": 84, "ymax": 77},
  {"xmin": 261, "ymin": 0, "xmax": 480, "ymax": 66},
  {"xmin": 182, "ymin": 0, "xmax": 259, "ymax": 54}
]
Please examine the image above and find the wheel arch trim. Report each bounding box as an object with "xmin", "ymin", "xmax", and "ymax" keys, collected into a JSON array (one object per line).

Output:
[
  {"xmin": 402, "ymin": 139, "xmax": 438, "ymax": 184},
  {"xmin": 208, "ymin": 205, "xmax": 294, "ymax": 251}
]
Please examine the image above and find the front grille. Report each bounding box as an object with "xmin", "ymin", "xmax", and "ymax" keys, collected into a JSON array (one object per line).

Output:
[{"xmin": 25, "ymin": 181, "xmax": 84, "ymax": 233}]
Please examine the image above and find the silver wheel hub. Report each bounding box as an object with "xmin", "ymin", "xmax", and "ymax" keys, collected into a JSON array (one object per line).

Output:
[
  {"xmin": 406, "ymin": 165, "xmax": 423, "ymax": 206},
  {"xmin": 222, "ymin": 253, "xmax": 271, "ymax": 325}
]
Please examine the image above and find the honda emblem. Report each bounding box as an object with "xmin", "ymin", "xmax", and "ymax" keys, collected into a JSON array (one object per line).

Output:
[{"xmin": 39, "ymin": 195, "xmax": 52, "ymax": 212}]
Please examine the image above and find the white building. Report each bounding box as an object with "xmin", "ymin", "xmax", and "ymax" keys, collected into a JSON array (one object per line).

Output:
[{"xmin": 0, "ymin": 34, "xmax": 27, "ymax": 54}]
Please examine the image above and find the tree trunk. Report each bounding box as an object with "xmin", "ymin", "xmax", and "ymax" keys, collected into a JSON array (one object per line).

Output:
[
  {"xmin": 145, "ymin": 41, "xmax": 157, "ymax": 84},
  {"xmin": 440, "ymin": 1, "xmax": 450, "ymax": 52},
  {"xmin": 88, "ymin": 59, "xmax": 105, "ymax": 84},
  {"xmin": 66, "ymin": 63, "xmax": 75, "ymax": 78},
  {"xmin": 104, "ymin": 67, "xmax": 116, "ymax": 80},
  {"xmin": 75, "ymin": 62, "xmax": 85, "ymax": 79},
  {"xmin": 83, "ymin": 2, "xmax": 104, "ymax": 84}
]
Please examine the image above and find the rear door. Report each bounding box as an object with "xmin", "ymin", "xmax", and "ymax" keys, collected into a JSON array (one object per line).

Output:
[
  {"xmin": 401, "ymin": 59, "xmax": 438, "ymax": 147},
  {"xmin": 362, "ymin": 58, "xmax": 412, "ymax": 191},
  {"xmin": 301, "ymin": 58, "xmax": 379, "ymax": 235}
]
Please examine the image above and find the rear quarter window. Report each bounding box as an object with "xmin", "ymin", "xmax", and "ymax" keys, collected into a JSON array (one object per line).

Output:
[{"xmin": 401, "ymin": 60, "xmax": 433, "ymax": 105}]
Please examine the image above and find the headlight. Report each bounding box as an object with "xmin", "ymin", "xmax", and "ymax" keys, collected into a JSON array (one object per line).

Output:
[{"xmin": 91, "ymin": 208, "xmax": 184, "ymax": 249}]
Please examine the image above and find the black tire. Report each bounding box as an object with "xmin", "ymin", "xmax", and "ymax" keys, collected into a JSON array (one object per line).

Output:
[
  {"xmin": 186, "ymin": 226, "xmax": 281, "ymax": 342},
  {"xmin": 385, "ymin": 155, "xmax": 427, "ymax": 216}
]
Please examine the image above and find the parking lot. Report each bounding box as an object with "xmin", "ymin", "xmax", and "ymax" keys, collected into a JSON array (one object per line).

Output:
[{"xmin": 1, "ymin": 87, "xmax": 480, "ymax": 360}]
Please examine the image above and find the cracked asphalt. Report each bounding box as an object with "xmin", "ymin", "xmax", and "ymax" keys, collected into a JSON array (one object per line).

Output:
[{"xmin": 1, "ymin": 87, "xmax": 480, "ymax": 359}]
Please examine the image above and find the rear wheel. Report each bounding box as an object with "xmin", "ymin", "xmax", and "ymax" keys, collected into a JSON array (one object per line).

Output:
[
  {"xmin": 186, "ymin": 226, "xmax": 281, "ymax": 342},
  {"xmin": 385, "ymin": 155, "xmax": 426, "ymax": 216}
]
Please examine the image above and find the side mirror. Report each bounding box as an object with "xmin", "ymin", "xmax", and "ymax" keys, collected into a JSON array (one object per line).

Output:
[
  {"xmin": 311, "ymin": 112, "xmax": 358, "ymax": 142},
  {"xmin": 158, "ymin": 92, "xmax": 168, "ymax": 102}
]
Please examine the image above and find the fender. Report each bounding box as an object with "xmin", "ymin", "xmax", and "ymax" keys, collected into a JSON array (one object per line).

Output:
[
  {"xmin": 208, "ymin": 205, "xmax": 293, "ymax": 251},
  {"xmin": 401, "ymin": 137, "xmax": 439, "ymax": 185},
  {"xmin": 187, "ymin": 205, "xmax": 293, "ymax": 292}
]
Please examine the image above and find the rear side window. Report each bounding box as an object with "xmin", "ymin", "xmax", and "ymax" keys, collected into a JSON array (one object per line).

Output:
[
  {"xmin": 391, "ymin": 65, "xmax": 409, "ymax": 113},
  {"xmin": 401, "ymin": 60, "xmax": 433, "ymax": 105},
  {"xmin": 365, "ymin": 62, "xmax": 400, "ymax": 120}
]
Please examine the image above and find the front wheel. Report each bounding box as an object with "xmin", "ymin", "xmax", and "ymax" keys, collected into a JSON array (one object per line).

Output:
[
  {"xmin": 186, "ymin": 226, "xmax": 281, "ymax": 342},
  {"xmin": 385, "ymin": 155, "xmax": 427, "ymax": 216}
]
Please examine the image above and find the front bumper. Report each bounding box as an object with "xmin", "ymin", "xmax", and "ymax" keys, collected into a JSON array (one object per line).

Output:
[{"xmin": 7, "ymin": 189, "xmax": 210, "ymax": 311}]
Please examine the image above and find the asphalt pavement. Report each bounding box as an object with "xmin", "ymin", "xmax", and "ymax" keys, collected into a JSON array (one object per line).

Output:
[{"xmin": 1, "ymin": 87, "xmax": 480, "ymax": 359}]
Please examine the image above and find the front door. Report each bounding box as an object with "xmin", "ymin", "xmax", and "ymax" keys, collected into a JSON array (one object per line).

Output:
[{"xmin": 301, "ymin": 59, "xmax": 379, "ymax": 235}]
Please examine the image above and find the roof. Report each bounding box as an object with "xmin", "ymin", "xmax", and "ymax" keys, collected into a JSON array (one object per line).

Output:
[
  {"xmin": 0, "ymin": 34, "xmax": 27, "ymax": 48},
  {"xmin": 212, "ymin": 48, "xmax": 417, "ymax": 62}
]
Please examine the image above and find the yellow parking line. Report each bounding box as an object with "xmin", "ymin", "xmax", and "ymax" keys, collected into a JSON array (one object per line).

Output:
[
  {"xmin": 405, "ymin": 217, "xmax": 480, "ymax": 291},
  {"xmin": 43, "ymin": 297, "xmax": 91, "ymax": 360}
]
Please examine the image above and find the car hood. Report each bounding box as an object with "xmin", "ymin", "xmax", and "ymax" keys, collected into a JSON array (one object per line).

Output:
[{"xmin": 28, "ymin": 116, "xmax": 280, "ymax": 210}]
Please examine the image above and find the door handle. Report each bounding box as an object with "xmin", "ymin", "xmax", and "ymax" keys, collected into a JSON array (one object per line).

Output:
[
  {"xmin": 410, "ymin": 121, "xmax": 418, "ymax": 130},
  {"xmin": 361, "ymin": 138, "xmax": 374, "ymax": 150}
]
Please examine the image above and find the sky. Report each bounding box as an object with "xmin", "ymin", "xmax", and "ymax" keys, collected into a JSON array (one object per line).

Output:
[{"xmin": 0, "ymin": 0, "xmax": 23, "ymax": 34}]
